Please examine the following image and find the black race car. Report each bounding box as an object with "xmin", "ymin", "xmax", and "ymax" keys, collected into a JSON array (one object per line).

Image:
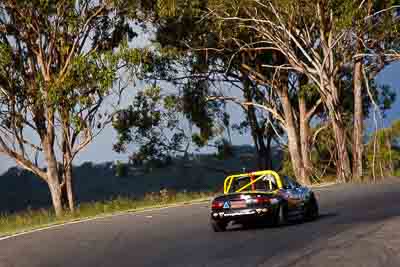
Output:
[{"xmin": 210, "ymin": 170, "xmax": 319, "ymax": 232}]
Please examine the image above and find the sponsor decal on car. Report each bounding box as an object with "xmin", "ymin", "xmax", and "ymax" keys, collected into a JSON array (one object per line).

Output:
[
  {"xmin": 224, "ymin": 210, "xmax": 256, "ymax": 217},
  {"xmin": 230, "ymin": 200, "xmax": 247, "ymax": 209}
]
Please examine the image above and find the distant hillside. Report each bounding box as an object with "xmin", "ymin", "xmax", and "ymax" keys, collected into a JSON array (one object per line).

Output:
[{"xmin": 0, "ymin": 145, "xmax": 282, "ymax": 214}]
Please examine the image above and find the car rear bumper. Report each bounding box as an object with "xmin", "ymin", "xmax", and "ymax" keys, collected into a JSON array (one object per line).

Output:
[{"xmin": 210, "ymin": 208, "xmax": 274, "ymax": 223}]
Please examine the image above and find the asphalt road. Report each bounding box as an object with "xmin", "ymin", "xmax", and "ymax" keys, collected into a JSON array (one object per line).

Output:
[{"xmin": 1, "ymin": 178, "xmax": 400, "ymax": 267}]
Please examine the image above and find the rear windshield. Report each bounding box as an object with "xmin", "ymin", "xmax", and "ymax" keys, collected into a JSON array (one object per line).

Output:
[{"xmin": 228, "ymin": 175, "xmax": 278, "ymax": 193}]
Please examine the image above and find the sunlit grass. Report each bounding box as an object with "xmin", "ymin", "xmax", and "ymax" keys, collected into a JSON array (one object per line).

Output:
[{"xmin": 0, "ymin": 190, "xmax": 214, "ymax": 237}]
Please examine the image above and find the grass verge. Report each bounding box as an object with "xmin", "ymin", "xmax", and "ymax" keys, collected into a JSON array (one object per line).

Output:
[{"xmin": 0, "ymin": 191, "xmax": 214, "ymax": 238}]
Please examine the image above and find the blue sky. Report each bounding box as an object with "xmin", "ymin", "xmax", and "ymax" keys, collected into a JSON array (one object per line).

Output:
[
  {"xmin": 375, "ymin": 62, "xmax": 400, "ymax": 126},
  {"xmin": 0, "ymin": 62, "xmax": 399, "ymax": 175}
]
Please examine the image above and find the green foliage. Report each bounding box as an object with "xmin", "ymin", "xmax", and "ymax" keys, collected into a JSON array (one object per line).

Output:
[
  {"xmin": 0, "ymin": 0, "xmax": 146, "ymax": 136},
  {"xmin": 281, "ymin": 152, "xmax": 296, "ymax": 178},
  {"xmin": 280, "ymin": 124, "xmax": 341, "ymax": 183},
  {"xmin": 311, "ymin": 125, "xmax": 341, "ymax": 178},
  {"xmin": 149, "ymin": 0, "xmax": 281, "ymax": 164},
  {"xmin": 215, "ymin": 139, "xmax": 234, "ymax": 160},
  {"xmin": 299, "ymin": 83, "xmax": 319, "ymax": 100},
  {"xmin": 115, "ymin": 161, "xmax": 128, "ymax": 177},
  {"xmin": 145, "ymin": 0, "xmax": 400, "ymax": 183},
  {"xmin": 0, "ymin": 0, "xmax": 148, "ymax": 140},
  {"xmin": 365, "ymin": 120, "xmax": 400, "ymax": 179},
  {"xmin": 337, "ymin": 75, "xmax": 397, "ymax": 123},
  {"xmin": 113, "ymin": 86, "xmax": 188, "ymax": 164},
  {"xmin": 182, "ymin": 83, "xmax": 215, "ymax": 141},
  {"xmin": 0, "ymin": 0, "xmax": 154, "ymax": 214},
  {"xmin": 192, "ymin": 133, "xmax": 208, "ymax": 148}
]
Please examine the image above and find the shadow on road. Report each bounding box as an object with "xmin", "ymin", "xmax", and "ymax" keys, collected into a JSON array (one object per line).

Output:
[{"xmin": 226, "ymin": 212, "xmax": 339, "ymax": 232}]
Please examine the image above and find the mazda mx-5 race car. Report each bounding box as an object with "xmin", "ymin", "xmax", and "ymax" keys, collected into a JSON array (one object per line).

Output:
[{"xmin": 210, "ymin": 170, "xmax": 319, "ymax": 232}]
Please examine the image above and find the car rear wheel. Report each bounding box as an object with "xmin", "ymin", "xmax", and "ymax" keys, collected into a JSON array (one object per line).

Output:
[
  {"xmin": 305, "ymin": 194, "xmax": 319, "ymax": 221},
  {"xmin": 211, "ymin": 220, "xmax": 227, "ymax": 232},
  {"xmin": 273, "ymin": 204, "xmax": 287, "ymax": 227}
]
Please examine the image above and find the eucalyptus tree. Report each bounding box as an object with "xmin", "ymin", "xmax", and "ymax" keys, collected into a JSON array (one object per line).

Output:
[
  {"xmin": 335, "ymin": 0, "xmax": 400, "ymax": 181},
  {"xmin": 130, "ymin": 0, "xmax": 320, "ymax": 184},
  {"xmin": 207, "ymin": 0, "xmax": 400, "ymax": 182},
  {"xmin": 185, "ymin": 0, "xmax": 325, "ymax": 184},
  {"xmin": 137, "ymin": 0, "xmax": 398, "ymax": 184},
  {"xmin": 221, "ymin": 0, "xmax": 354, "ymax": 182},
  {"xmin": 130, "ymin": 1, "xmax": 281, "ymax": 168},
  {"xmin": 0, "ymin": 0, "xmax": 147, "ymax": 216}
]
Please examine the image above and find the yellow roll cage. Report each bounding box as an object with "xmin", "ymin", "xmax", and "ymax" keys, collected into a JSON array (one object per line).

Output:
[{"xmin": 223, "ymin": 170, "xmax": 283, "ymax": 194}]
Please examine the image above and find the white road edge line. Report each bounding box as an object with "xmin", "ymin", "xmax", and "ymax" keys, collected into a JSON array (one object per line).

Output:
[
  {"xmin": 0, "ymin": 182, "xmax": 337, "ymax": 242},
  {"xmin": 0, "ymin": 199, "xmax": 211, "ymax": 242}
]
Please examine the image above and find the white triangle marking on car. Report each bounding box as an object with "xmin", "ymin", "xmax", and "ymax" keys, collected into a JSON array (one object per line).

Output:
[{"xmin": 223, "ymin": 202, "xmax": 230, "ymax": 209}]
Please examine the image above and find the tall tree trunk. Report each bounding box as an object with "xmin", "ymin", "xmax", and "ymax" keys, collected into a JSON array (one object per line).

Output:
[
  {"xmin": 324, "ymin": 75, "xmax": 352, "ymax": 183},
  {"xmin": 61, "ymin": 107, "xmax": 76, "ymax": 213},
  {"xmin": 242, "ymin": 76, "xmax": 272, "ymax": 170},
  {"xmin": 386, "ymin": 132, "xmax": 393, "ymax": 176},
  {"xmin": 277, "ymin": 81, "xmax": 306, "ymax": 183},
  {"xmin": 285, "ymin": 113, "xmax": 305, "ymax": 183},
  {"xmin": 41, "ymin": 111, "xmax": 64, "ymax": 217},
  {"xmin": 61, "ymin": 156, "xmax": 75, "ymax": 213},
  {"xmin": 353, "ymin": 60, "xmax": 364, "ymax": 182},
  {"xmin": 265, "ymin": 133, "xmax": 273, "ymax": 169},
  {"xmin": 257, "ymin": 137, "xmax": 271, "ymax": 169},
  {"xmin": 65, "ymin": 164, "xmax": 75, "ymax": 213},
  {"xmin": 316, "ymin": 3, "xmax": 352, "ymax": 183},
  {"xmin": 299, "ymin": 96, "xmax": 312, "ymax": 185},
  {"xmin": 44, "ymin": 143, "xmax": 63, "ymax": 217},
  {"xmin": 48, "ymin": 178, "xmax": 63, "ymax": 217},
  {"xmin": 331, "ymin": 116, "xmax": 352, "ymax": 183}
]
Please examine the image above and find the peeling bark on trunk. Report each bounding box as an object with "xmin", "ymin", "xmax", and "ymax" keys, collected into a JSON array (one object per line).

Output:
[
  {"xmin": 277, "ymin": 81, "xmax": 306, "ymax": 183},
  {"xmin": 353, "ymin": 61, "xmax": 364, "ymax": 182},
  {"xmin": 41, "ymin": 114, "xmax": 64, "ymax": 217},
  {"xmin": 61, "ymin": 162, "xmax": 75, "ymax": 213},
  {"xmin": 44, "ymin": 144, "xmax": 63, "ymax": 217},
  {"xmin": 48, "ymin": 178, "xmax": 63, "ymax": 217},
  {"xmin": 65, "ymin": 163, "xmax": 75, "ymax": 213},
  {"xmin": 60, "ymin": 106, "xmax": 76, "ymax": 213},
  {"xmin": 331, "ymin": 116, "xmax": 352, "ymax": 183},
  {"xmin": 299, "ymin": 96, "xmax": 312, "ymax": 185},
  {"xmin": 48, "ymin": 185, "xmax": 62, "ymax": 217},
  {"xmin": 285, "ymin": 116, "xmax": 305, "ymax": 183}
]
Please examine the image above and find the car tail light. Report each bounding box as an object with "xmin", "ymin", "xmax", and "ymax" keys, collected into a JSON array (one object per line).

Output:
[
  {"xmin": 211, "ymin": 200, "xmax": 224, "ymax": 209},
  {"xmin": 254, "ymin": 197, "xmax": 270, "ymax": 204}
]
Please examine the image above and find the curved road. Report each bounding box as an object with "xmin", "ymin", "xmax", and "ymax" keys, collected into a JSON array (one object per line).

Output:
[{"xmin": 1, "ymin": 179, "xmax": 400, "ymax": 267}]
